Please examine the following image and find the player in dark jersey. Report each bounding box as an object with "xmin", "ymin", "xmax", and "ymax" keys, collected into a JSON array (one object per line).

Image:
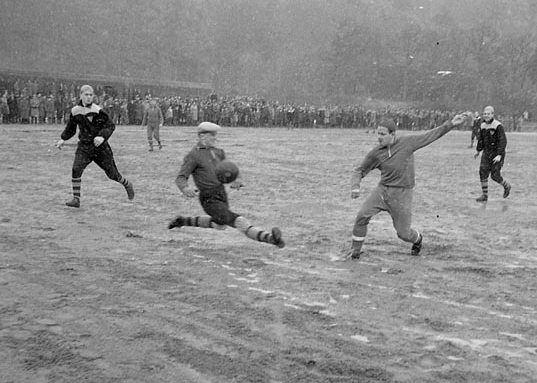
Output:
[
  {"xmin": 168, "ymin": 121, "xmax": 285, "ymax": 248},
  {"xmin": 56, "ymin": 85, "xmax": 134, "ymax": 208}
]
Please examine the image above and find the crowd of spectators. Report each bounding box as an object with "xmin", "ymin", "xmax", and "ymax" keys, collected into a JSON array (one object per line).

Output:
[{"xmin": 0, "ymin": 76, "xmax": 484, "ymax": 131}]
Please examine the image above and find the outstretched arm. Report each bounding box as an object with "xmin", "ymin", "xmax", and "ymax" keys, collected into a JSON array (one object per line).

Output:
[{"xmin": 412, "ymin": 114, "xmax": 466, "ymax": 151}]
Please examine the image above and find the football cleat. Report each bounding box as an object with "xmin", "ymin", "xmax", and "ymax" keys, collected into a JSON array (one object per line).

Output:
[
  {"xmin": 65, "ymin": 197, "xmax": 80, "ymax": 208},
  {"xmin": 345, "ymin": 249, "xmax": 362, "ymax": 260},
  {"xmin": 125, "ymin": 183, "xmax": 135, "ymax": 200},
  {"xmin": 475, "ymin": 194, "xmax": 488, "ymax": 202},
  {"xmin": 411, "ymin": 234, "xmax": 423, "ymax": 256},
  {"xmin": 168, "ymin": 216, "xmax": 185, "ymax": 229},
  {"xmin": 503, "ymin": 183, "xmax": 511, "ymax": 198},
  {"xmin": 271, "ymin": 227, "xmax": 285, "ymax": 248}
]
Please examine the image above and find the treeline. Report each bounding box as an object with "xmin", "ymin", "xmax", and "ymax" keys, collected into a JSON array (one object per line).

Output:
[{"xmin": 2, "ymin": 0, "xmax": 537, "ymax": 116}]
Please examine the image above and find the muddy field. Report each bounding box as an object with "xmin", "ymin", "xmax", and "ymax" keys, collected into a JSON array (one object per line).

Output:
[{"xmin": 1, "ymin": 123, "xmax": 536, "ymax": 383}]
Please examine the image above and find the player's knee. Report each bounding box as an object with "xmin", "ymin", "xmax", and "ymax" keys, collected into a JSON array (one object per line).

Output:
[
  {"xmin": 72, "ymin": 168, "xmax": 83, "ymax": 178},
  {"xmin": 491, "ymin": 173, "xmax": 503, "ymax": 184},
  {"xmin": 106, "ymin": 170, "xmax": 121, "ymax": 181}
]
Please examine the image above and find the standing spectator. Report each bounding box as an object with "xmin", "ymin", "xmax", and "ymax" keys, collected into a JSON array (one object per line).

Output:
[
  {"xmin": 0, "ymin": 91, "xmax": 9, "ymax": 123},
  {"xmin": 141, "ymin": 99, "xmax": 164, "ymax": 151},
  {"xmin": 19, "ymin": 95, "xmax": 30, "ymax": 123},
  {"xmin": 7, "ymin": 93, "xmax": 18, "ymax": 123},
  {"xmin": 469, "ymin": 112, "xmax": 481, "ymax": 148},
  {"xmin": 38, "ymin": 93, "xmax": 47, "ymax": 123},
  {"xmin": 30, "ymin": 94, "xmax": 40, "ymax": 124},
  {"xmin": 474, "ymin": 106, "xmax": 511, "ymax": 202},
  {"xmin": 45, "ymin": 95, "xmax": 56, "ymax": 124}
]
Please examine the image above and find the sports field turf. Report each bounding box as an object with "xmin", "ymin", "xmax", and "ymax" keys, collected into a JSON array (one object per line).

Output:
[{"xmin": 1, "ymin": 124, "xmax": 536, "ymax": 382}]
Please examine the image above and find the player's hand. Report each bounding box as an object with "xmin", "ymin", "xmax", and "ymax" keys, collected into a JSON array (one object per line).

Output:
[
  {"xmin": 351, "ymin": 189, "xmax": 360, "ymax": 199},
  {"xmin": 93, "ymin": 136, "xmax": 105, "ymax": 147},
  {"xmin": 451, "ymin": 114, "xmax": 465, "ymax": 126},
  {"xmin": 493, "ymin": 155, "xmax": 501, "ymax": 163},
  {"xmin": 474, "ymin": 152, "xmax": 480, "ymax": 159},
  {"xmin": 55, "ymin": 139, "xmax": 65, "ymax": 149},
  {"xmin": 182, "ymin": 187, "xmax": 197, "ymax": 198},
  {"xmin": 230, "ymin": 181, "xmax": 244, "ymax": 189}
]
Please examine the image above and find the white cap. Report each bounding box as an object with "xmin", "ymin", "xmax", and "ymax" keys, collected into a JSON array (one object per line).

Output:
[{"xmin": 197, "ymin": 121, "xmax": 221, "ymax": 134}]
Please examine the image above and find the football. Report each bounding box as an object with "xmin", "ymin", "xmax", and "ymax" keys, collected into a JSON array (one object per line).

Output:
[{"xmin": 215, "ymin": 160, "xmax": 239, "ymax": 184}]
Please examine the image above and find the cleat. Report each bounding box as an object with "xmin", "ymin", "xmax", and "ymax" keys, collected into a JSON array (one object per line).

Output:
[
  {"xmin": 345, "ymin": 249, "xmax": 362, "ymax": 260},
  {"xmin": 158, "ymin": 143, "xmax": 162, "ymax": 150},
  {"xmin": 475, "ymin": 194, "xmax": 488, "ymax": 202},
  {"xmin": 271, "ymin": 227, "xmax": 285, "ymax": 248},
  {"xmin": 65, "ymin": 197, "xmax": 80, "ymax": 208},
  {"xmin": 168, "ymin": 216, "xmax": 185, "ymax": 229},
  {"xmin": 503, "ymin": 183, "xmax": 511, "ymax": 198},
  {"xmin": 148, "ymin": 147, "xmax": 154, "ymax": 152},
  {"xmin": 411, "ymin": 234, "xmax": 422, "ymax": 256},
  {"xmin": 125, "ymin": 183, "xmax": 135, "ymax": 200}
]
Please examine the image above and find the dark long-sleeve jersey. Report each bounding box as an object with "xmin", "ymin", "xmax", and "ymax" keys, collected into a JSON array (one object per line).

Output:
[
  {"xmin": 476, "ymin": 119, "xmax": 507, "ymax": 160},
  {"xmin": 175, "ymin": 145, "xmax": 226, "ymax": 192},
  {"xmin": 351, "ymin": 120, "xmax": 454, "ymax": 189},
  {"xmin": 60, "ymin": 102, "xmax": 115, "ymax": 145}
]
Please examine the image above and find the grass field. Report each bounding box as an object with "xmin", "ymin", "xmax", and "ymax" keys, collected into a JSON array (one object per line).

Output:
[{"xmin": 1, "ymin": 123, "xmax": 536, "ymax": 383}]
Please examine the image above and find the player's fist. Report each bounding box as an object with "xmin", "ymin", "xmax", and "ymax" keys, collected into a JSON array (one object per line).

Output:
[
  {"xmin": 351, "ymin": 189, "xmax": 360, "ymax": 199},
  {"xmin": 93, "ymin": 136, "xmax": 105, "ymax": 147},
  {"xmin": 493, "ymin": 155, "xmax": 501, "ymax": 163},
  {"xmin": 451, "ymin": 114, "xmax": 465, "ymax": 126},
  {"xmin": 55, "ymin": 139, "xmax": 65, "ymax": 149},
  {"xmin": 182, "ymin": 187, "xmax": 197, "ymax": 198},
  {"xmin": 474, "ymin": 152, "xmax": 480, "ymax": 159}
]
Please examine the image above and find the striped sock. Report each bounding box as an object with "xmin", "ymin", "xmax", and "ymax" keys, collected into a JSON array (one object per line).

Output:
[
  {"xmin": 480, "ymin": 180, "xmax": 488, "ymax": 197},
  {"xmin": 234, "ymin": 216, "xmax": 273, "ymax": 244},
  {"xmin": 351, "ymin": 235, "xmax": 365, "ymax": 253},
  {"xmin": 501, "ymin": 180, "xmax": 509, "ymax": 189},
  {"xmin": 72, "ymin": 177, "xmax": 81, "ymax": 200},
  {"xmin": 118, "ymin": 176, "xmax": 131, "ymax": 187}
]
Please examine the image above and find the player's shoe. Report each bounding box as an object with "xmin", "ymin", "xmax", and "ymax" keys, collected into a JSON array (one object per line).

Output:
[
  {"xmin": 271, "ymin": 227, "xmax": 285, "ymax": 248},
  {"xmin": 125, "ymin": 183, "xmax": 135, "ymax": 200},
  {"xmin": 503, "ymin": 183, "xmax": 511, "ymax": 198},
  {"xmin": 65, "ymin": 197, "xmax": 80, "ymax": 208},
  {"xmin": 345, "ymin": 249, "xmax": 362, "ymax": 260},
  {"xmin": 411, "ymin": 234, "xmax": 423, "ymax": 256},
  {"xmin": 168, "ymin": 216, "xmax": 185, "ymax": 229},
  {"xmin": 475, "ymin": 194, "xmax": 488, "ymax": 202},
  {"xmin": 158, "ymin": 142, "xmax": 162, "ymax": 150}
]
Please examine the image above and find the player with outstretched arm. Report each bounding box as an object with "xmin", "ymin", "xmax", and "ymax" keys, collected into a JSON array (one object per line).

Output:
[{"xmin": 346, "ymin": 113, "xmax": 467, "ymax": 260}]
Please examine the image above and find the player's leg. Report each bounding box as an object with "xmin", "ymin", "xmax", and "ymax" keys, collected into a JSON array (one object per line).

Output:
[
  {"xmin": 170, "ymin": 186, "xmax": 284, "ymax": 247},
  {"xmin": 94, "ymin": 144, "xmax": 134, "ymax": 200},
  {"xmin": 477, "ymin": 155, "xmax": 491, "ymax": 202},
  {"xmin": 388, "ymin": 188, "xmax": 422, "ymax": 255},
  {"xmin": 232, "ymin": 215, "xmax": 284, "ymax": 248},
  {"xmin": 67, "ymin": 146, "xmax": 93, "ymax": 207},
  {"xmin": 154, "ymin": 125, "xmax": 162, "ymax": 149},
  {"xmin": 147, "ymin": 125, "xmax": 154, "ymax": 151},
  {"xmin": 349, "ymin": 186, "xmax": 387, "ymax": 259},
  {"xmin": 205, "ymin": 187, "xmax": 284, "ymax": 247},
  {"xmin": 168, "ymin": 187, "xmax": 228, "ymax": 230},
  {"xmin": 490, "ymin": 160, "xmax": 510, "ymax": 198}
]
